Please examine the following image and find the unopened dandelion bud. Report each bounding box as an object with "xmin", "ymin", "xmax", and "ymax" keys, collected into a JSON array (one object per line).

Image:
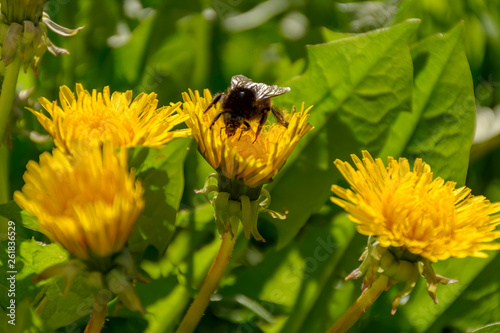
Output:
[{"xmin": 0, "ymin": 0, "xmax": 82, "ymax": 72}]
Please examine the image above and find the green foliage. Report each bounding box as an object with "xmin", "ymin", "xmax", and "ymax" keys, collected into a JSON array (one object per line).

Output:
[
  {"xmin": 127, "ymin": 138, "xmax": 191, "ymax": 255},
  {"xmin": 1, "ymin": 1, "xmax": 500, "ymax": 332}
]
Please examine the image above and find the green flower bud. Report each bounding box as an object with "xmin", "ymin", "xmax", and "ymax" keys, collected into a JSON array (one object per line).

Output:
[{"xmin": 0, "ymin": 0, "xmax": 82, "ymax": 73}]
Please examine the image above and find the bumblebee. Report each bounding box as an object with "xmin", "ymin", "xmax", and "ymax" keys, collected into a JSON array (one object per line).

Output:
[{"xmin": 203, "ymin": 75, "xmax": 291, "ymax": 142}]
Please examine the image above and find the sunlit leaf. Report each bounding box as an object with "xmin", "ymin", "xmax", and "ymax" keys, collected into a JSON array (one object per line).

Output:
[
  {"xmin": 381, "ymin": 22, "xmax": 475, "ymax": 185},
  {"xmin": 127, "ymin": 138, "xmax": 191, "ymax": 255},
  {"xmin": 264, "ymin": 19, "xmax": 420, "ymax": 249}
]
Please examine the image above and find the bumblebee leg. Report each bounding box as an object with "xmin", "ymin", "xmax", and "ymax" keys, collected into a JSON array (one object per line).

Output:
[
  {"xmin": 243, "ymin": 121, "xmax": 251, "ymax": 131},
  {"xmin": 209, "ymin": 111, "xmax": 224, "ymax": 129},
  {"xmin": 253, "ymin": 112, "xmax": 268, "ymax": 143},
  {"xmin": 203, "ymin": 93, "xmax": 223, "ymax": 113},
  {"xmin": 209, "ymin": 110, "xmax": 234, "ymax": 129},
  {"xmin": 271, "ymin": 107, "xmax": 289, "ymax": 128},
  {"xmin": 238, "ymin": 121, "xmax": 251, "ymax": 141}
]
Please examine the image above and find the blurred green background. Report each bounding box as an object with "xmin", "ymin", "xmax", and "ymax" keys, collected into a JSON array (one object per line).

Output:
[{"xmin": 4, "ymin": 0, "xmax": 500, "ymax": 332}]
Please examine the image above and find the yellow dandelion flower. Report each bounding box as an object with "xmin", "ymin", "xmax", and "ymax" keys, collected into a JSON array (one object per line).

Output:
[
  {"xmin": 30, "ymin": 84, "xmax": 190, "ymax": 154},
  {"xmin": 180, "ymin": 88, "xmax": 312, "ymax": 241},
  {"xmin": 14, "ymin": 144, "xmax": 144, "ymax": 260},
  {"xmin": 180, "ymin": 89, "xmax": 313, "ymax": 188},
  {"xmin": 331, "ymin": 151, "xmax": 500, "ymax": 312},
  {"xmin": 331, "ymin": 151, "xmax": 500, "ymax": 262}
]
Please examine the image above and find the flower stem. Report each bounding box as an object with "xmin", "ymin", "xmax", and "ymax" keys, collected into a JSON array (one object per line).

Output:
[
  {"xmin": 0, "ymin": 144, "xmax": 9, "ymax": 239},
  {"xmin": 0, "ymin": 56, "xmax": 21, "ymax": 240},
  {"xmin": 327, "ymin": 274, "xmax": 389, "ymax": 333},
  {"xmin": 176, "ymin": 228, "xmax": 238, "ymax": 333},
  {"xmin": 84, "ymin": 297, "xmax": 108, "ymax": 333},
  {"xmin": 0, "ymin": 56, "xmax": 21, "ymax": 144}
]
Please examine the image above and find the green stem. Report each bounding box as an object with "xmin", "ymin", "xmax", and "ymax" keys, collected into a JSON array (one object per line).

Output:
[
  {"xmin": 0, "ymin": 56, "xmax": 21, "ymax": 240},
  {"xmin": 176, "ymin": 228, "xmax": 238, "ymax": 333},
  {"xmin": 326, "ymin": 274, "xmax": 389, "ymax": 333},
  {"xmin": 0, "ymin": 55, "xmax": 21, "ymax": 144},
  {"xmin": 0, "ymin": 144, "xmax": 9, "ymax": 239}
]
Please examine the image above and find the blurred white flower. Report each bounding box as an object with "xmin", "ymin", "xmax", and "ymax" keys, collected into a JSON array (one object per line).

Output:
[
  {"xmin": 474, "ymin": 105, "xmax": 500, "ymax": 144},
  {"xmin": 280, "ymin": 11, "xmax": 309, "ymax": 40},
  {"xmin": 337, "ymin": 0, "xmax": 401, "ymax": 32}
]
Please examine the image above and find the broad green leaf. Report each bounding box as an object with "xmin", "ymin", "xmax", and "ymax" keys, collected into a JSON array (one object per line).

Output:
[
  {"xmin": 380, "ymin": 22, "xmax": 475, "ymax": 185},
  {"xmin": 127, "ymin": 138, "xmax": 191, "ymax": 255},
  {"xmin": 263, "ymin": 19, "xmax": 419, "ymax": 249},
  {"xmin": 38, "ymin": 273, "xmax": 101, "ymax": 331}
]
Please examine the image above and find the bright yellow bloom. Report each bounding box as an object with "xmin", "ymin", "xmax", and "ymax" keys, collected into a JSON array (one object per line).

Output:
[
  {"xmin": 180, "ymin": 89, "xmax": 313, "ymax": 188},
  {"xmin": 30, "ymin": 84, "xmax": 190, "ymax": 154},
  {"xmin": 331, "ymin": 151, "xmax": 500, "ymax": 262},
  {"xmin": 14, "ymin": 144, "xmax": 144, "ymax": 260}
]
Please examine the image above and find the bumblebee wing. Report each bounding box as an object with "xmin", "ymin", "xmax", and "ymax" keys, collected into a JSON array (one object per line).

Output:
[
  {"xmin": 253, "ymin": 83, "xmax": 291, "ymax": 101},
  {"xmin": 230, "ymin": 74, "xmax": 291, "ymax": 100},
  {"xmin": 231, "ymin": 75, "xmax": 254, "ymax": 89}
]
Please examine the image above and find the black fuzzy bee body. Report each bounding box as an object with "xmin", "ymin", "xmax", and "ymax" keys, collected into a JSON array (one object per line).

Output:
[{"xmin": 203, "ymin": 75, "xmax": 291, "ymax": 142}]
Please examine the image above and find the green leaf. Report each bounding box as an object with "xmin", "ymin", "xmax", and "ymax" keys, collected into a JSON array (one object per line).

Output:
[
  {"xmin": 264, "ymin": 19, "xmax": 420, "ymax": 249},
  {"xmin": 0, "ymin": 238, "xmax": 99, "ymax": 331},
  {"xmin": 0, "ymin": 238, "xmax": 68, "ymax": 308},
  {"xmin": 37, "ymin": 273, "xmax": 100, "ymax": 331},
  {"xmin": 0, "ymin": 201, "xmax": 41, "ymax": 233},
  {"xmin": 127, "ymin": 138, "xmax": 191, "ymax": 256},
  {"xmin": 380, "ymin": 22, "xmax": 475, "ymax": 185}
]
